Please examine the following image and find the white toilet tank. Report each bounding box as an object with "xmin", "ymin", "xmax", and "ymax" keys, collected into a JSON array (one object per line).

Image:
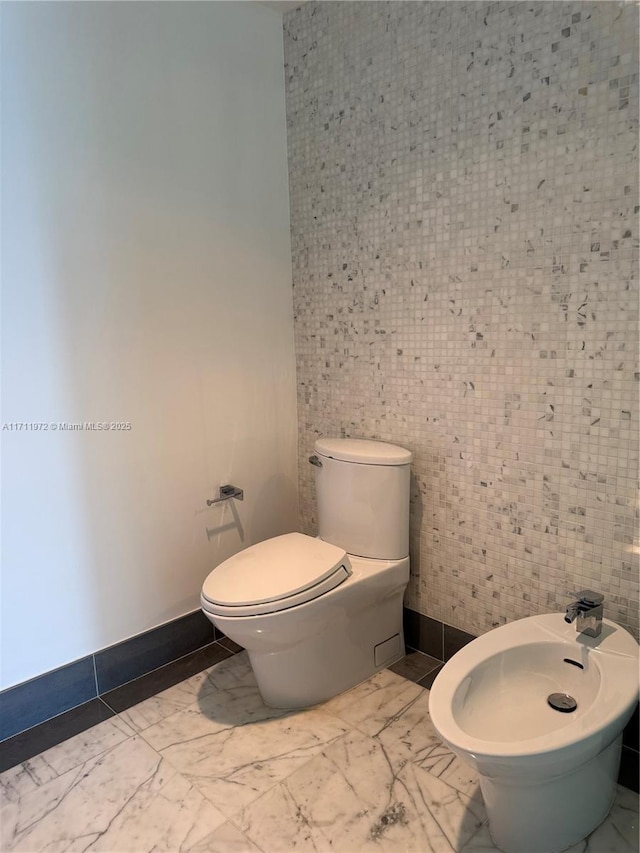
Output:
[{"xmin": 312, "ymin": 437, "xmax": 412, "ymax": 560}]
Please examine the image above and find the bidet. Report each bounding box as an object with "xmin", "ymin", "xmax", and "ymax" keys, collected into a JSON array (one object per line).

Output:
[{"xmin": 428, "ymin": 613, "xmax": 639, "ymax": 853}]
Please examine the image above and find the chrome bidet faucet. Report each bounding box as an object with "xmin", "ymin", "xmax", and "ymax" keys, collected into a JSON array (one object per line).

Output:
[{"xmin": 564, "ymin": 590, "xmax": 604, "ymax": 638}]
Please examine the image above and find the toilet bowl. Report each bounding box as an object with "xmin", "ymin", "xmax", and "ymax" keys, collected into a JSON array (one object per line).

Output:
[
  {"xmin": 200, "ymin": 438, "xmax": 412, "ymax": 709},
  {"xmin": 428, "ymin": 613, "xmax": 639, "ymax": 853},
  {"xmin": 201, "ymin": 533, "xmax": 409, "ymax": 707}
]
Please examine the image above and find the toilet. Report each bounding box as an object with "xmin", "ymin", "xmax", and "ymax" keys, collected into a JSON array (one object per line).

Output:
[{"xmin": 200, "ymin": 437, "xmax": 412, "ymax": 709}]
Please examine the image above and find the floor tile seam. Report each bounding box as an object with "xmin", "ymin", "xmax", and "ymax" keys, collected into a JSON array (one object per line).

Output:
[
  {"xmin": 122, "ymin": 727, "xmax": 194, "ymax": 792},
  {"xmin": 111, "ymin": 664, "xmax": 418, "ymax": 753},
  {"xmin": 120, "ymin": 677, "xmax": 301, "ymax": 743},
  {"xmin": 219, "ymin": 728, "xmax": 359, "ymax": 831},
  {"xmin": 100, "ymin": 692, "xmax": 132, "ymax": 717},
  {"xmin": 224, "ymin": 729, "xmax": 359, "ymax": 851},
  {"xmin": 129, "ymin": 712, "xmax": 228, "ymax": 763},
  {"xmin": 306, "ymin": 702, "xmax": 363, "ymax": 735},
  {"xmin": 390, "ymin": 742, "xmax": 470, "ymax": 800},
  {"xmin": 459, "ymin": 820, "xmax": 493, "ymax": 853},
  {"xmin": 127, "ymin": 711, "xmax": 344, "ymax": 810},
  {"xmin": 107, "ymin": 663, "xmax": 240, "ymax": 735},
  {"xmin": 108, "ymin": 685, "xmax": 209, "ymax": 734},
  {"xmin": 0, "ymin": 738, "xmax": 228, "ymax": 850},
  {"xmin": 342, "ymin": 687, "xmax": 431, "ymax": 737},
  {"xmin": 224, "ymin": 811, "xmax": 269, "ymax": 853},
  {"xmin": 324, "ymin": 676, "xmax": 427, "ymax": 726},
  {"xmin": 0, "ymin": 727, "xmax": 152, "ymax": 811},
  {"xmin": 370, "ymin": 724, "xmax": 483, "ymax": 813},
  {"xmin": 96, "ymin": 696, "xmax": 118, "ymax": 717}
]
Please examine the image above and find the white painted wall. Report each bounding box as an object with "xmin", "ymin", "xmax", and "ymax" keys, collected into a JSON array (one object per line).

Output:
[{"xmin": 0, "ymin": 1, "xmax": 298, "ymax": 689}]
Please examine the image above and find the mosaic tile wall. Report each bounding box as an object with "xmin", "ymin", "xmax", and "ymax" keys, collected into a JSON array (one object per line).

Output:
[{"xmin": 284, "ymin": 1, "xmax": 639, "ymax": 639}]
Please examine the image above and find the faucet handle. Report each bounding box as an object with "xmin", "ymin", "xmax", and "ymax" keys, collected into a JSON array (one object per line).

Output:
[{"xmin": 574, "ymin": 590, "xmax": 604, "ymax": 607}]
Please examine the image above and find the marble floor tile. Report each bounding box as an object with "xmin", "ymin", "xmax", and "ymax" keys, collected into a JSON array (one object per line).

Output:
[
  {"xmin": 116, "ymin": 667, "xmax": 222, "ymax": 734},
  {"xmin": 370, "ymin": 686, "xmax": 480, "ymax": 798},
  {"xmin": 0, "ymin": 715, "xmax": 134, "ymax": 804},
  {"xmin": 118, "ymin": 650, "xmax": 264, "ymax": 734},
  {"xmin": 324, "ymin": 668, "xmax": 480, "ymax": 801},
  {"xmin": 102, "ymin": 643, "xmax": 233, "ymax": 718},
  {"xmin": 194, "ymin": 651, "xmax": 293, "ymax": 728},
  {"xmin": 322, "ymin": 667, "xmax": 426, "ymax": 733},
  {"xmin": 141, "ymin": 696, "xmax": 351, "ymax": 818},
  {"xmin": 235, "ymin": 727, "xmax": 485, "ymax": 853},
  {"xmin": 189, "ymin": 821, "xmax": 264, "ymax": 853},
  {"xmin": 3, "ymin": 652, "xmax": 637, "ymax": 853},
  {"xmin": 397, "ymin": 761, "xmax": 486, "ymax": 851},
  {"xmin": 1, "ymin": 735, "xmax": 227, "ymax": 852}
]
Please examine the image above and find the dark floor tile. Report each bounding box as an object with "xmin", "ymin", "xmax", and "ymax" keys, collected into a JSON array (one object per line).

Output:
[
  {"xmin": 389, "ymin": 649, "xmax": 441, "ymax": 683},
  {"xmin": 217, "ymin": 636, "xmax": 243, "ymax": 653},
  {"xmin": 417, "ymin": 663, "xmax": 444, "ymax": 691},
  {"xmin": 0, "ymin": 698, "xmax": 114, "ymax": 773},
  {"xmin": 403, "ymin": 608, "xmax": 443, "ymax": 660},
  {"xmin": 101, "ymin": 642, "xmax": 232, "ymax": 714},
  {"xmin": 0, "ymin": 656, "xmax": 97, "ymax": 741},
  {"xmin": 443, "ymin": 624, "xmax": 476, "ymax": 661},
  {"xmin": 618, "ymin": 746, "xmax": 639, "ymax": 793},
  {"xmin": 623, "ymin": 703, "xmax": 639, "ymax": 752},
  {"xmin": 95, "ymin": 609, "xmax": 214, "ymax": 693}
]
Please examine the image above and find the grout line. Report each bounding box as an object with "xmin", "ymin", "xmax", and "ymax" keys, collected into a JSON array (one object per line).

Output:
[
  {"xmin": 97, "ymin": 696, "xmax": 116, "ymax": 715},
  {"xmin": 92, "ymin": 654, "xmax": 100, "ymax": 697}
]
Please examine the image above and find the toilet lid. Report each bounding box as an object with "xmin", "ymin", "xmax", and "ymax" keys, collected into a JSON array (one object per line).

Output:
[
  {"xmin": 201, "ymin": 533, "xmax": 352, "ymax": 616},
  {"xmin": 315, "ymin": 437, "xmax": 412, "ymax": 466}
]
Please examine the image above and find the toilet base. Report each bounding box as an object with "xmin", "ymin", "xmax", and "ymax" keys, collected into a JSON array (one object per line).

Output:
[
  {"xmin": 248, "ymin": 609, "xmax": 404, "ymax": 709},
  {"xmin": 206, "ymin": 556, "xmax": 409, "ymax": 709},
  {"xmin": 247, "ymin": 590, "xmax": 405, "ymax": 709},
  {"xmin": 249, "ymin": 629, "xmax": 405, "ymax": 710},
  {"xmin": 480, "ymin": 735, "xmax": 622, "ymax": 853}
]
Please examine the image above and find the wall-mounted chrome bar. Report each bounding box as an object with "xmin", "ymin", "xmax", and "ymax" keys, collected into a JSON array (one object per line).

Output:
[{"xmin": 207, "ymin": 485, "xmax": 244, "ymax": 506}]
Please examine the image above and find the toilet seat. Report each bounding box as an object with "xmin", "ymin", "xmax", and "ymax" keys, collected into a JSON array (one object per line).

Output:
[{"xmin": 201, "ymin": 532, "xmax": 352, "ymax": 617}]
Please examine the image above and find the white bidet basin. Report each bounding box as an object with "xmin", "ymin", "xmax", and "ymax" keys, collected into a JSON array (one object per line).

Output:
[{"xmin": 429, "ymin": 614, "xmax": 639, "ymax": 853}]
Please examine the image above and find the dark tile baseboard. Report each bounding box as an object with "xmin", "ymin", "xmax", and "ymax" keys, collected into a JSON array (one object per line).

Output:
[
  {"xmin": 0, "ymin": 609, "xmax": 215, "ymax": 744},
  {"xmin": 101, "ymin": 642, "xmax": 232, "ymax": 715},
  {"xmin": 95, "ymin": 610, "xmax": 215, "ymax": 694},
  {"xmin": 0, "ymin": 656, "xmax": 97, "ymax": 743},
  {"xmin": 0, "ymin": 699, "xmax": 115, "ymax": 774},
  {"xmin": 403, "ymin": 606, "xmax": 640, "ymax": 795},
  {"xmin": 619, "ymin": 746, "xmax": 639, "ymax": 794},
  {"xmin": 403, "ymin": 607, "xmax": 474, "ymax": 662},
  {"xmin": 0, "ymin": 639, "xmax": 237, "ymax": 774}
]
